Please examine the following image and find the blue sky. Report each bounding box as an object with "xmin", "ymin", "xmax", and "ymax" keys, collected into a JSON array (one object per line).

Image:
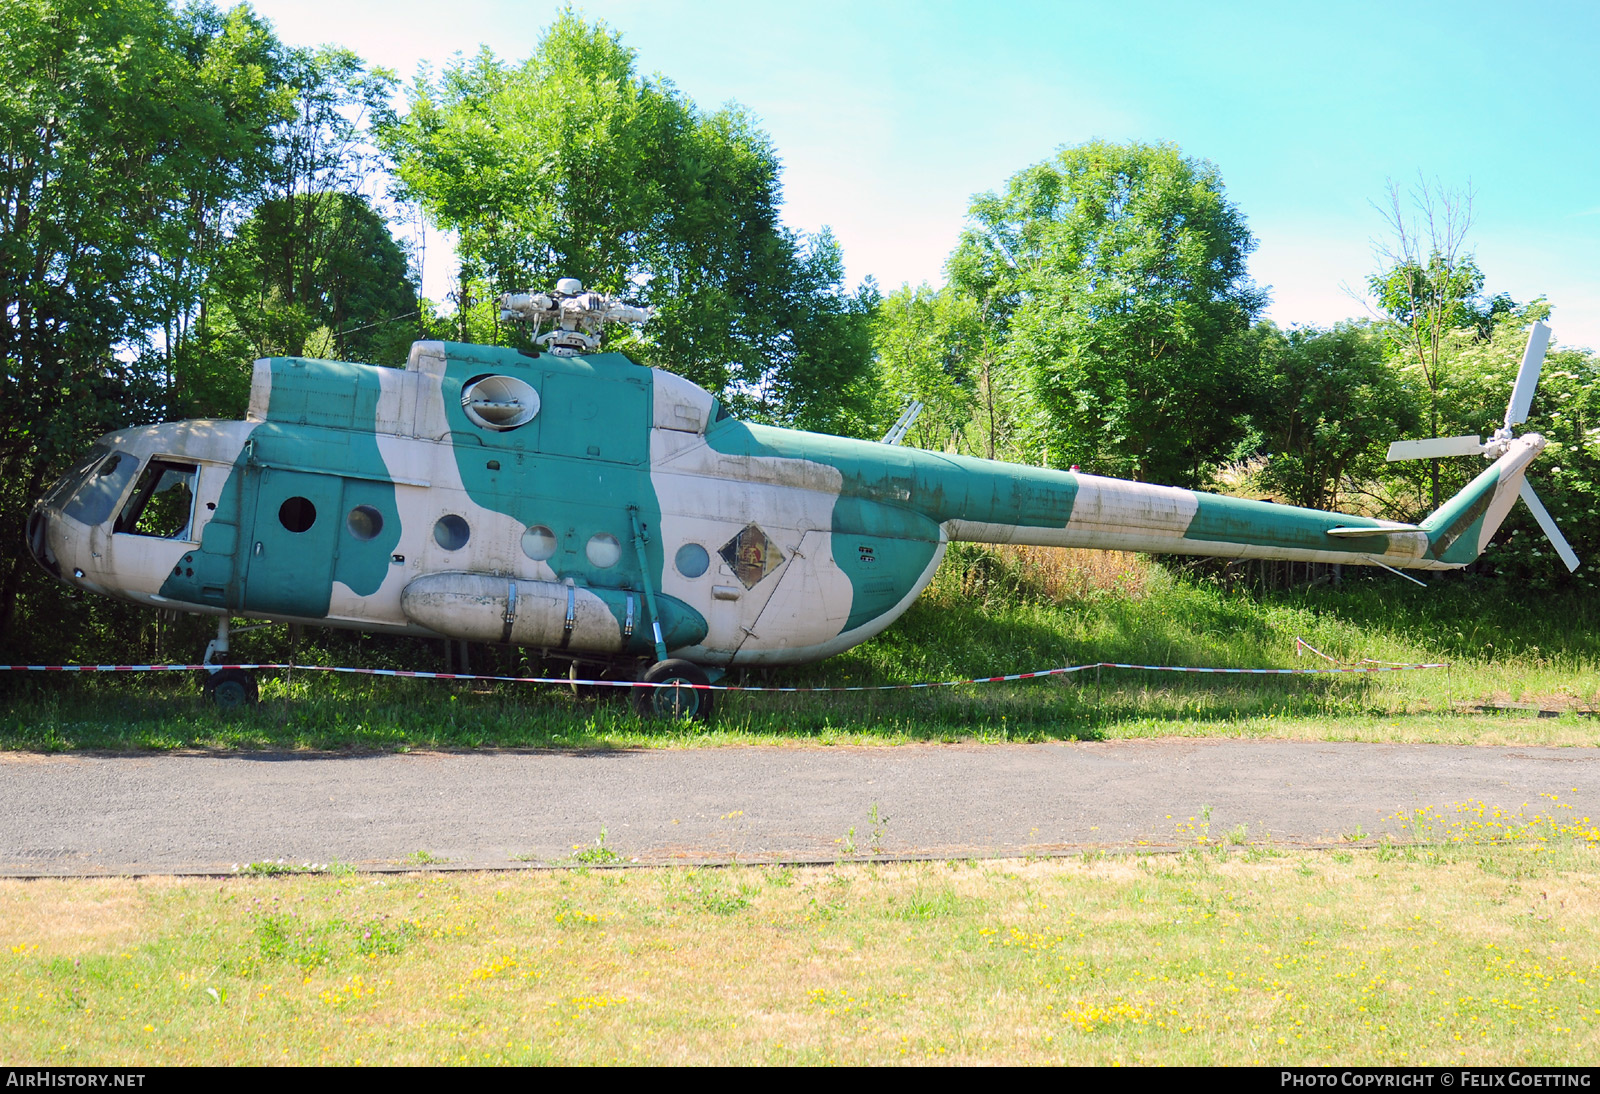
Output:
[{"xmin": 247, "ymin": 0, "xmax": 1600, "ymax": 350}]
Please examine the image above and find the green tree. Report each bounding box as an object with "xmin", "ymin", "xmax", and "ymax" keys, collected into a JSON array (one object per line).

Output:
[
  {"xmin": 242, "ymin": 45, "xmax": 404, "ymax": 356},
  {"xmin": 736, "ymin": 231, "xmax": 879, "ymax": 436},
  {"xmin": 949, "ymin": 140, "xmax": 1266, "ymax": 485},
  {"xmin": 198, "ymin": 191, "xmax": 418, "ymax": 401},
  {"xmin": 143, "ymin": 3, "xmax": 290, "ymax": 416},
  {"xmin": 941, "ymin": 236, "xmax": 1027, "ymax": 463},
  {"xmin": 1435, "ymin": 306, "xmax": 1599, "ymax": 587},
  {"xmin": 872, "ymin": 284, "xmax": 988, "ymax": 453},
  {"xmin": 1367, "ymin": 177, "xmax": 1486, "ymax": 508},
  {"xmin": 378, "ymin": 14, "xmax": 875, "ymax": 432},
  {"xmin": 0, "ymin": 0, "xmax": 292, "ymax": 644},
  {"xmin": 176, "ymin": 43, "xmax": 411, "ymax": 417},
  {"xmin": 1251, "ymin": 323, "xmax": 1420, "ymax": 511}
]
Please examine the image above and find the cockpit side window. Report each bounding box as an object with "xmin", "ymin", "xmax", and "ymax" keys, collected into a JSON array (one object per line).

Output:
[
  {"xmin": 115, "ymin": 459, "xmax": 199, "ymax": 540},
  {"xmin": 61, "ymin": 449, "xmax": 139, "ymax": 527}
]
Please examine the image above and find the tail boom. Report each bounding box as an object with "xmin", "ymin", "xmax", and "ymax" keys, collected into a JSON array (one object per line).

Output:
[
  {"xmin": 944, "ymin": 475, "xmax": 1443, "ymax": 568},
  {"xmin": 940, "ymin": 436, "xmax": 1547, "ymax": 572}
]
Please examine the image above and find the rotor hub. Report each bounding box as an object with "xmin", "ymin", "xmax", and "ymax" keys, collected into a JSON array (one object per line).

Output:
[{"xmin": 498, "ymin": 280, "xmax": 652, "ymax": 356}]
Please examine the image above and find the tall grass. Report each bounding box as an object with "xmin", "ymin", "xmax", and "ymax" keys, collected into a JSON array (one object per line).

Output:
[{"xmin": 2, "ymin": 548, "xmax": 1597, "ymax": 750}]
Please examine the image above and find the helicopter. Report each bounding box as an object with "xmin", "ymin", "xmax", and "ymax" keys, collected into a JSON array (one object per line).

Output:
[{"xmin": 24, "ymin": 280, "xmax": 1578, "ymax": 719}]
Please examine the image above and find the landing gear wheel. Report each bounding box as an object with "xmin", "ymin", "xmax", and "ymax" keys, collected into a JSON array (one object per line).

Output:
[
  {"xmin": 203, "ymin": 668, "xmax": 258, "ymax": 710},
  {"xmin": 569, "ymin": 660, "xmax": 625, "ymax": 702},
  {"xmin": 633, "ymin": 659, "xmax": 713, "ymax": 722}
]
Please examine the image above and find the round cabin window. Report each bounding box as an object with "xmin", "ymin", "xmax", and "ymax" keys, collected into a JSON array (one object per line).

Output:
[
  {"xmin": 347, "ymin": 505, "xmax": 384, "ymax": 541},
  {"xmin": 586, "ymin": 532, "xmax": 621, "ymax": 569},
  {"xmin": 675, "ymin": 542, "xmax": 710, "ymax": 578},
  {"xmin": 433, "ymin": 514, "xmax": 470, "ymax": 551},
  {"xmin": 522, "ymin": 524, "xmax": 557, "ymax": 561},
  {"xmin": 278, "ymin": 496, "xmax": 316, "ymax": 533}
]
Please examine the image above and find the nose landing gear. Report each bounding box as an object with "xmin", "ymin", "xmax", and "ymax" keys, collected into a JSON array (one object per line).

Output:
[{"xmin": 203, "ymin": 668, "xmax": 259, "ymax": 710}]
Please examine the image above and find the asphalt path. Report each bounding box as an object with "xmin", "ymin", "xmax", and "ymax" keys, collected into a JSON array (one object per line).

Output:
[{"xmin": 2, "ymin": 740, "xmax": 1596, "ymax": 875}]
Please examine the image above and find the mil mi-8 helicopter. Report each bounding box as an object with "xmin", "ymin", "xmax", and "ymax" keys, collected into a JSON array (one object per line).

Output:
[{"xmin": 25, "ymin": 280, "xmax": 1578, "ymax": 719}]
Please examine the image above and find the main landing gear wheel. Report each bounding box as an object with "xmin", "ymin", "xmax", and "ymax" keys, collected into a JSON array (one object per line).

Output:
[
  {"xmin": 203, "ymin": 668, "xmax": 258, "ymax": 710},
  {"xmin": 633, "ymin": 659, "xmax": 714, "ymax": 722}
]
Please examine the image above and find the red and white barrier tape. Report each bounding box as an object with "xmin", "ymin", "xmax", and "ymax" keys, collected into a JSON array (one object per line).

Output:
[
  {"xmin": 0, "ymin": 657, "xmax": 1447, "ymax": 691},
  {"xmin": 1294, "ymin": 636, "xmax": 1423, "ymax": 668}
]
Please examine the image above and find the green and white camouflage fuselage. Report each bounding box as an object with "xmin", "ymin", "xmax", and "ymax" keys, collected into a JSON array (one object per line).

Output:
[{"xmin": 29, "ymin": 340, "xmax": 1547, "ymax": 667}]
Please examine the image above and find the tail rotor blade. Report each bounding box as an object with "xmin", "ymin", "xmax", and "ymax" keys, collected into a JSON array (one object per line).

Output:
[
  {"xmin": 1386, "ymin": 436, "xmax": 1484, "ymax": 461},
  {"xmin": 1505, "ymin": 320, "xmax": 1551, "ymax": 428},
  {"xmin": 1519, "ymin": 480, "xmax": 1580, "ymax": 572}
]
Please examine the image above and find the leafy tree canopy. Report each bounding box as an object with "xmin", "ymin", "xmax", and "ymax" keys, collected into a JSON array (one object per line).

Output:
[
  {"xmin": 190, "ymin": 191, "xmax": 417, "ymax": 415},
  {"xmin": 378, "ymin": 13, "xmax": 876, "ymax": 433},
  {"xmin": 949, "ymin": 140, "xmax": 1266, "ymax": 486},
  {"xmin": 0, "ymin": 0, "xmax": 297, "ymax": 641},
  {"xmin": 1251, "ymin": 322, "xmax": 1420, "ymax": 511},
  {"xmin": 872, "ymin": 284, "xmax": 989, "ymax": 453},
  {"xmin": 0, "ymin": 1, "xmax": 419, "ymax": 646}
]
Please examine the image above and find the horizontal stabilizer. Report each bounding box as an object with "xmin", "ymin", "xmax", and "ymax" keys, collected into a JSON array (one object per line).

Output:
[
  {"xmin": 1386, "ymin": 436, "xmax": 1483, "ymax": 461},
  {"xmin": 881, "ymin": 400, "xmax": 924, "ymax": 445},
  {"xmin": 1325, "ymin": 524, "xmax": 1422, "ymax": 538}
]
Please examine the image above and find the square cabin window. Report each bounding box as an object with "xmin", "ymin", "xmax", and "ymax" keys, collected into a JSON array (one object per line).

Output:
[{"xmin": 115, "ymin": 459, "xmax": 199, "ymax": 540}]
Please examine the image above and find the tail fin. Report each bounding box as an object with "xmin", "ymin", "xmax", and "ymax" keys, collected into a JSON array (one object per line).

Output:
[
  {"xmin": 1392, "ymin": 320, "xmax": 1578, "ymax": 572},
  {"xmin": 1420, "ymin": 435, "xmax": 1547, "ymax": 566}
]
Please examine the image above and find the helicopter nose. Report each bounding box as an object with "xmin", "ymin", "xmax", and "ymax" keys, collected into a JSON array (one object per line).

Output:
[{"xmin": 25, "ymin": 506, "xmax": 60, "ymax": 578}]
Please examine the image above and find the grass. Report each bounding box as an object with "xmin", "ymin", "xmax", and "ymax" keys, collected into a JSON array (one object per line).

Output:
[
  {"xmin": 3, "ymin": 829, "xmax": 1598, "ymax": 1065},
  {"xmin": 570, "ymin": 829, "xmax": 623, "ymax": 866},
  {"xmin": 2, "ymin": 552, "xmax": 1597, "ymax": 751},
  {"xmin": 234, "ymin": 861, "xmax": 347, "ymax": 878}
]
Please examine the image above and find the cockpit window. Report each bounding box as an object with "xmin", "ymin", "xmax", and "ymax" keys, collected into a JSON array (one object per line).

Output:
[
  {"xmin": 115, "ymin": 459, "xmax": 198, "ymax": 540},
  {"xmin": 44, "ymin": 446, "xmax": 109, "ymax": 509},
  {"xmin": 61, "ymin": 449, "xmax": 139, "ymax": 527}
]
